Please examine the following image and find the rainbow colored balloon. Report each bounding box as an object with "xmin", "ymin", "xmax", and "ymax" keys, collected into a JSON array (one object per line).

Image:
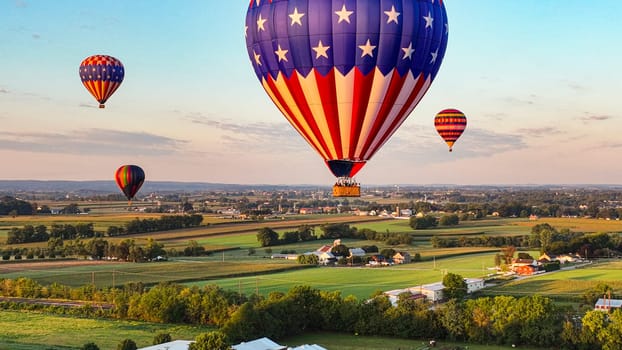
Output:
[
  {"xmin": 114, "ymin": 165, "xmax": 145, "ymax": 202},
  {"xmin": 245, "ymin": 0, "xmax": 449, "ymax": 181},
  {"xmin": 434, "ymin": 108, "xmax": 467, "ymax": 152},
  {"xmin": 79, "ymin": 55, "xmax": 124, "ymax": 108}
]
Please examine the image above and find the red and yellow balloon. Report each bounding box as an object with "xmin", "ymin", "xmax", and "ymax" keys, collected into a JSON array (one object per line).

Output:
[{"xmin": 434, "ymin": 109, "xmax": 467, "ymax": 152}]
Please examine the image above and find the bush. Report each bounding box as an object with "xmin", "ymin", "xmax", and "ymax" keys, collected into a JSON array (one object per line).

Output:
[
  {"xmin": 117, "ymin": 339, "xmax": 137, "ymax": 350},
  {"xmin": 81, "ymin": 342, "xmax": 100, "ymax": 350},
  {"xmin": 153, "ymin": 333, "xmax": 172, "ymax": 345}
]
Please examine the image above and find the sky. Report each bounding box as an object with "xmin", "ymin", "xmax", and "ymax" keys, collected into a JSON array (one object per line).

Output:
[{"xmin": 1, "ymin": 0, "xmax": 621, "ymax": 186}]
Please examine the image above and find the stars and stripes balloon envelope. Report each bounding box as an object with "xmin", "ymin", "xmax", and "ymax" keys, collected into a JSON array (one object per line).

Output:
[
  {"xmin": 434, "ymin": 108, "xmax": 467, "ymax": 152},
  {"xmin": 245, "ymin": 0, "xmax": 449, "ymax": 196},
  {"xmin": 79, "ymin": 55, "xmax": 125, "ymax": 108},
  {"xmin": 114, "ymin": 165, "xmax": 145, "ymax": 204}
]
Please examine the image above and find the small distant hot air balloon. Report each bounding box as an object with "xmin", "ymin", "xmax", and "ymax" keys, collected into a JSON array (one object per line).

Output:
[
  {"xmin": 114, "ymin": 165, "xmax": 145, "ymax": 205},
  {"xmin": 245, "ymin": 0, "xmax": 449, "ymax": 197},
  {"xmin": 434, "ymin": 109, "xmax": 467, "ymax": 152},
  {"xmin": 79, "ymin": 55, "xmax": 124, "ymax": 108}
]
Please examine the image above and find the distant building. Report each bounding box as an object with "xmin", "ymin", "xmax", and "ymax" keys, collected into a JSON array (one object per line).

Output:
[
  {"xmin": 232, "ymin": 337, "xmax": 286, "ymax": 350},
  {"xmin": 299, "ymin": 207, "xmax": 322, "ymax": 214},
  {"xmin": 595, "ymin": 298, "xmax": 622, "ymax": 312},
  {"xmin": 349, "ymin": 248, "xmax": 366, "ymax": 257},
  {"xmin": 392, "ymin": 251, "xmax": 411, "ymax": 264}
]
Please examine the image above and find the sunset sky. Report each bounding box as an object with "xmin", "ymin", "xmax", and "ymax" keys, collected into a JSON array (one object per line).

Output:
[{"xmin": 1, "ymin": 1, "xmax": 621, "ymax": 186}]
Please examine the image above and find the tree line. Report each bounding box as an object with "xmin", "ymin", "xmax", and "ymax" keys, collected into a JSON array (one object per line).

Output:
[
  {"xmin": 1, "ymin": 278, "xmax": 621, "ymax": 349},
  {"xmin": 1, "ymin": 236, "xmax": 223, "ymax": 262},
  {"xmin": 5, "ymin": 214, "xmax": 204, "ymax": 245},
  {"xmin": 428, "ymin": 223, "xmax": 622, "ymax": 258},
  {"xmin": 256, "ymin": 223, "xmax": 412, "ymax": 247}
]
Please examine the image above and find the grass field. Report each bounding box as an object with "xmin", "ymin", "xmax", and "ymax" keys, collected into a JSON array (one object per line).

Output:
[
  {"xmin": 0, "ymin": 258, "xmax": 306, "ymax": 288},
  {"xmin": 282, "ymin": 332, "xmax": 549, "ymax": 350},
  {"xmin": 485, "ymin": 260, "xmax": 622, "ymax": 299},
  {"xmin": 0, "ymin": 310, "xmax": 548, "ymax": 350},
  {"xmin": 0, "ymin": 310, "xmax": 211, "ymax": 350},
  {"xmin": 186, "ymin": 251, "xmax": 501, "ymax": 299}
]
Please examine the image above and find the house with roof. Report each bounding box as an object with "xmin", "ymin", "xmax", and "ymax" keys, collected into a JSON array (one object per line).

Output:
[
  {"xmin": 393, "ymin": 251, "xmax": 411, "ymax": 264},
  {"xmin": 349, "ymin": 248, "xmax": 366, "ymax": 257},
  {"xmin": 232, "ymin": 337, "xmax": 286, "ymax": 350},
  {"xmin": 465, "ymin": 278, "xmax": 485, "ymax": 293},
  {"xmin": 515, "ymin": 265, "xmax": 537, "ymax": 275},
  {"xmin": 314, "ymin": 251, "xmax": 336, "ymax": 265},
  {"xmin": 595, "ymin": 298, "xmax": 622, "ymax": 312}
]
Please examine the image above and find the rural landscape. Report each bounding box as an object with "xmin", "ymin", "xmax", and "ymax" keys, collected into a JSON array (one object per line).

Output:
[
  {"xmin": 1, "ymin": 183, "xmax": 622, "ymax": 349},
  {"xmin": 3, "ymin": 0, "xmax": 622, "ymax": 349}
]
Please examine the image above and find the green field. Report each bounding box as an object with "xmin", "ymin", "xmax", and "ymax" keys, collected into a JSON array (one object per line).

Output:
[
  {"xmin": 0, "ymin": 258, "xmax": 305, "ymax": 288},
  {"xmin": 0, "ymin": 310, "xmax": 211, "ymax": 350},
  {"xmin": 186, "ymin": 251, "xmax": 501, "ymax": 299},
  {"xmin": 0, "ymin": 310, "xmax": 547, "ymax": 350},
  {"xmin": 485, "ymin": 260, "xmax": 622, "ymax": 299}
]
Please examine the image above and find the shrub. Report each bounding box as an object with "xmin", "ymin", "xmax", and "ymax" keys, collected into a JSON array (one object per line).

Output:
[
  {"xmin": 117, "ymin": 339, "xmax": 137, "ymax": 350},
  {"xmin": 81, "ymin": 342, "xmax": 100, "ymax": 350}
]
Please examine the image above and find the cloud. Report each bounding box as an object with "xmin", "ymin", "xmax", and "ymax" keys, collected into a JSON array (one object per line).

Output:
[
  {"xmin": 564, "ymin": 80, "xmax": 588, "ymax": 92},
  {"xmin": 373, "ymin": 124, "xmax": 526, "ymax": 167},
  {"xmin": 0, "ymin": 88, "xmax": 9, "ymax": 94},
  {"xmin": 32, "ymin": 33, "xmax": 40, "ymax": 40},
  {"xmin": 579, "ymin": 115, "xmax": 613, "ymax": 122},
  {"xmin": 79, "ymin": 103, "xmax": 97, "ymax": 108},
  {"xmin": 502, "ymin": 95, "xmax": 537, "ymax": 106},
  {"xmin": 0, "ymin": 129, "xmax": 188, "ymax": 156},
  {"xmin": 188, "ymin": 114, "xmax": 307, "ymax": 153},
  {"xmin": 14, "ymin": 0, "xmax": 27, "ymax": 8},
  {"xmin": 515, "ymin": 127, "xmax": 564, "ymax": 138}
]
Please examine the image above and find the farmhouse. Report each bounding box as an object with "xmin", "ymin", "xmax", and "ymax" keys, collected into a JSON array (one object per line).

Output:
[
  {"xmin": 465, "ymin": 278, "xmax": 485, "ymax": 293},
  {"xmin": 299, "ymin": 207, "xmax": 322, "ymax": 214},
  {"xmin": 594, "ymin": 298, "xmax": 622, "ymax": 311},
  {"xmin": 393, "ymin": 251, "xmax": 411, "ymax": 264},
  {"xmin": 539, "ymin": 252, "xmax": 580, "ymax": 264},
  {"xmin": 314, "ymin": 251, "xmax": 336, "ymax": 265},
  {"xmin": 348, "ymin": 248, "xmax": 366, "ymax": 257},
  {"xmin": 515, "ymin": 265, "xmax": 538, "ymax": 276}
]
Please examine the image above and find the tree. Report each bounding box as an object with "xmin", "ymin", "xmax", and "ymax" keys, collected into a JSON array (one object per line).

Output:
[
  {"xmin": 257, "ymin": 227, "xmax": 279, "ymax": 247},
  {"xmin": 153, "ymin": 333, "xmax": 171, "ymax": 345},
  {"xmin": 117, "ymin": 339, "xmax": 137, "ymax": 350},
  {"xmin": 331, "ymin": 244, "xmax": 349, "ymax": 257},
  {"xmin": 61, "ymin": 203, "xmax": 81, "ymax": 214},
  {"xmin": 189, "ymin": 331, "xmax": 229, "ymax": 350},
  {"xmin": 443, "ymin": 272, "xmax": 467, "ymax": 300},
  {"xmin": 439, "ymin": 214, "xmax": 460, "ymax": 226},
  {"xmin": 81, "ymin": 343, "xmax": 100, "ymax": 350},
  {"xmin": 409, "ymin": 215, "xmax": 437, "ymax": 229}
]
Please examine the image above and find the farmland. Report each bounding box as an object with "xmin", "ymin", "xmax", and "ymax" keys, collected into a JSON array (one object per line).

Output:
[
  {"xmin": 0, "ymin": 310, "xmax": 547, "ymax": 350},
  {"xmin": 1, "ymin": 209, "xmax": 622, "ymax": 349}
]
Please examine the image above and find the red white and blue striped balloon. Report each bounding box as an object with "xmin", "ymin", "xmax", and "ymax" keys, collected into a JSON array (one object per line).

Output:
[
  {"xmin": 79, "ymin": 55, "xmax": 124, "ymax": 108},
  {"xmin": 245, "ymin": 0, "xmax": 448, "ymax": 177}
]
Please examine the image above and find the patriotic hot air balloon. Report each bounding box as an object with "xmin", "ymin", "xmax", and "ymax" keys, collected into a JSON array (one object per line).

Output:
[
  {"xmin": 114, "ymin": 165, "xmax": 145, "ymax": 204},
  {"xmin": 79, "ymin": 55, "xmax": 124, "ymax": 108},
  {"xmin": 245, "ymin": 0, "xmax": 448, "ymax": 196},
  {"xmin": 434, "ymin": 108, "xmax": 466, "ymax": 152}
]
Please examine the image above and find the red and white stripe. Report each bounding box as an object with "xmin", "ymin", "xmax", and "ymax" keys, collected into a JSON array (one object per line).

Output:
[{"xmin": 261, "ymin": 67, "xmax": 432, "ymax": 162}]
